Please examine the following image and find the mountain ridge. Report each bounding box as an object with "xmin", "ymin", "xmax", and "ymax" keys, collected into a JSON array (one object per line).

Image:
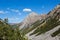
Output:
[{"xmin": 19, "ymin": 12, "xmax": 47, "ymax": 29}]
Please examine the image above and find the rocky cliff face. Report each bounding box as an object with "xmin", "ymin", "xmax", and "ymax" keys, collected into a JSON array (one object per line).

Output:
[
  {"xmin": 19, "ymin": 12, "xmax": 47, "ymax": 29},
  {"xmin": 26, "ymin": 25, "xmax": 60, "ymax": 40}
]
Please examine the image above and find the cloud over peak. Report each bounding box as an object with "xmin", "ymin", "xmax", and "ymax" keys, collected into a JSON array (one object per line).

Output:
[{"xmin": 23, "ymin": 8, "xmax": 32, "ymax": 12}]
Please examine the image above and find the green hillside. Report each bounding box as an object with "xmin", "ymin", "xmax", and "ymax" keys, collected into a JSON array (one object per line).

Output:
[{"xmin": 0, "ymin": 18, "xmax": 28, "ymax": 40}]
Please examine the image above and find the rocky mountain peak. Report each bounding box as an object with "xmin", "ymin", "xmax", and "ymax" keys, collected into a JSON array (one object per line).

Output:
[
  {"xmin": 55, "ymin": 4, "xmax": 60, "ymax": 9},
  {"xmin": 47, "ymin": 4, "xmax": 60, "ymax": 16},
  {"xmin": 19, "ymin": 12, "xmax": 43, "ymax": 29},
  {"xmin": 28, "ymin": 12, "xmax": 38, "ymax": 17}
]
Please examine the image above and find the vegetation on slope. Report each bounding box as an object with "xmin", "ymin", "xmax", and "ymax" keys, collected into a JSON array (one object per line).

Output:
[
  {"xmin": 0, "ymin": 18, "xmax": 28, "ymax": 40},
  {"xmin": 30, "ymin": 8, "xmax": 60, "ymax": 37}
]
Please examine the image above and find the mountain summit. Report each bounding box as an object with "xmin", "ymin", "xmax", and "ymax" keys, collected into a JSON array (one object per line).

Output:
[
  {"xmin": 19, "ymin": 12, "xmax": 39, "ymax": 29},
  {"xmin": 19, "ymin": 12, "xmax": 46, "ymax": 29},
  {"xmin": 48, "ymin": 4, "xmax": 60, "ymax": 16}
]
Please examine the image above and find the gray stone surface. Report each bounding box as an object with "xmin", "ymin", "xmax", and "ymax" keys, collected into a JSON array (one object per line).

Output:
[{"xmin": 26, "ymin": 25, "xmax": 60, "ymax": 40}]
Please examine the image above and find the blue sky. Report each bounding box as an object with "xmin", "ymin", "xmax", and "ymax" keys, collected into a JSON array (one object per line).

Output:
[{"xmin": 0, "ymin": 0, "xmax": 60, "ymax": 23}]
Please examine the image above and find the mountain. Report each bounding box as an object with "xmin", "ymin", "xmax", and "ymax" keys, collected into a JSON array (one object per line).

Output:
[
  {"xmin": 25, "ymin": 4, "xmax": 60, "ymax": 40},
  {"xmin": 47, "ymin": 4, "xmax": 60, "ymax": 16},
  {"xmin": 30, "ymin": 4, "xmax": 60, "ymax": 36},
  {"xmin": 19, "ymin": 12, "xmax": 47, "ymax": 29}
]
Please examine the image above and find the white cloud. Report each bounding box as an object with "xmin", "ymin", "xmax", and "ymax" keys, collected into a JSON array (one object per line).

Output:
[
  {"xmin": 11, "ymin": 9, "xmax": 21, "ymax": 15},
  {"xmin": 7, "ymin": 8, "xmax": 21, "ymax": 15},
  {"xmin": 23, "ymin": 8, "xmax": 32, "ymax": 12},
  {"xmin": 0, "ymin": 11, "xmax": 9, "ymax": 14},
  {"xmin": 7, "ymin": 8, "xmax": 20, "ymax": 12}
]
